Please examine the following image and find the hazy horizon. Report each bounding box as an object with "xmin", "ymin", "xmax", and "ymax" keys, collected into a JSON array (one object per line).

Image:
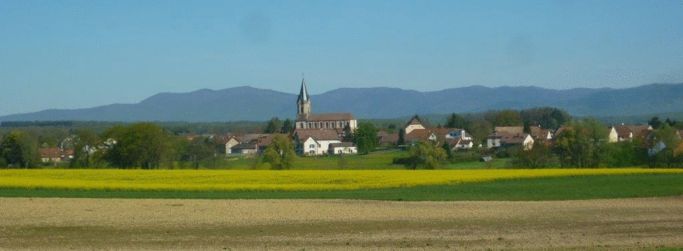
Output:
[{"xmin": 1, "ymin": 0, "xmax": 682, "ymax": 116}]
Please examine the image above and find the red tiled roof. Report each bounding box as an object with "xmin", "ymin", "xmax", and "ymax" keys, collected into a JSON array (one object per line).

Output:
[{"xmin": 39, "ymin": 148, "xmax": 62, "ymax": 159}]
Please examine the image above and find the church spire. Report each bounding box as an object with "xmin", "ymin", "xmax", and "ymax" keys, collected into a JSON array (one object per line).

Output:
[{"xmin": 297, "ymin": 77, "xmax": 310, "ymax": 102}]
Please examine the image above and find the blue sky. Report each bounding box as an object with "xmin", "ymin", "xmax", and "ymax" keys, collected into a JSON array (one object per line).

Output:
[{"xmin": 1, "ymin": 0, "xmax": 682, "ymax": 116}]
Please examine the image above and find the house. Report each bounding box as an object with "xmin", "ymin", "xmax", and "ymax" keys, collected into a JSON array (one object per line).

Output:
[
  {"xmin": 223, "ymin": 134, "xmax": 280, "ymax": 155},
  {"xmin": 39, "ymin": 148, "xmax": 74, "ymax": 163},
  {"xmin": 529, "ymin": 126, "xmax": 553, "ymax": 141},
  {"xmin": 295, "ymin": 78, "xmax": 358, "ymax": 132},
  {"xmin": 294, "ymin": 128, "xmax": 343, "ymax": 156},
  {"xmin": 404, "ymin": 115, "xmax": 426, "ymax": 134},
  {"xmin": 447, "ymin": 137, "xmax": 474, "ymax": 151},
  {"xmin": 224, "ymin": 137, "xmax": 240, "ymax": 154},
  {"xmin": 230, "ymin": 143, "xmax": 259, "ymax": 155},
  {"xmin": 608, "ymin": 124, "xmax": 652, "ymax": 143},
  {"xmin": 405, "ymin": 127, "xmax": 474, "ymax": 150},
  {"xmin": 328, "ymin": 142, "xmax": 358, "ymax": 155},
  {"xmin": 487, "ymin": 126, "xmax": 534, "ymax": 150}
]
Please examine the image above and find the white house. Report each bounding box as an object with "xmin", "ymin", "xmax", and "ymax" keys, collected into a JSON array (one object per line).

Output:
[
  {"xmin": 224, "ymin": 137, "xmax": 240, "ymax": 154},
  {"xmin": 294, "ymin": 129, "xmax": 343, "ymax": 156}
]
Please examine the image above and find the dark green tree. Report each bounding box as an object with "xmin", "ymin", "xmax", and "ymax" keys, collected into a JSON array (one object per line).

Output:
[
  {"xmin": 397, "ymin": 128, "xmax": 406, "ymax": 146},
  {"xmin": 264, "ymin": 117, "xmax": 282, "ymax": 134},
  {"xmin": 446, "ymin": 113, "xmax": 468, "ymax": 129},
  {"xmin": 648, "ymin": 116, "xmax": 663, "ymax": 129},
  {"xmin": 280, "ymin": 119, "xmax": 294, "ymax": 134},
  {"xmin": 0, "ymin": 130, "xmax": 39, "ymax": 168},
  {"xmin": 103, "ymin": 123, "xmax": 170, "ymax": 169},
  {"xmin": 181, "ymin": 137, "xmax": 215, "ymax": 169},
  {"xmin": 353, "ymin": 123, "xmax": 378, "ymax": 154},
  {"xmin": 520, "ymin": 107, "xmax": 571, "ymax": 130}
]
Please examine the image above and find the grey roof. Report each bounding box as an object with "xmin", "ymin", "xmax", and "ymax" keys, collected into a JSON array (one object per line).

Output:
[{"xmin": 297, "ymin": 78, "xmax": 310, "ymax": 103}]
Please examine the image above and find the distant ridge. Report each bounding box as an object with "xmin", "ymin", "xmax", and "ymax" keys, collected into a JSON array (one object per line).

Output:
[{"xmin": 1, "ymin": 83, "xmax": 683, "ymax": 122}]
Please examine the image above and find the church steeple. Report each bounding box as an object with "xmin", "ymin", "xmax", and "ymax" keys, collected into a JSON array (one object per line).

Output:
[
  {"xmin": 297, "ymin": 78, "xmax": 310, "ymax": 103},
  {"xmin": 297, "ymin": 78, "xmax": 311, "ymax": 118}
]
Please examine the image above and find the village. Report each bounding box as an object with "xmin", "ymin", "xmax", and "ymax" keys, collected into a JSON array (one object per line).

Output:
[{"xmin": 4, "ymin": 79, "xmax": 680, "ymax": 169}]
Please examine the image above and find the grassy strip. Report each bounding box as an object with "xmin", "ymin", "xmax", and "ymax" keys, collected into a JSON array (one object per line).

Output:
[{"xmin": 1, "ymin": 174, "xmax": 681, "ymax": 201}]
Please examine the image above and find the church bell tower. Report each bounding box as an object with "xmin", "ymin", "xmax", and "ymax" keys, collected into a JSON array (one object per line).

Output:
[{"xmin": 297, "ymin": 78, "xmax": 311, "ymax": 118}]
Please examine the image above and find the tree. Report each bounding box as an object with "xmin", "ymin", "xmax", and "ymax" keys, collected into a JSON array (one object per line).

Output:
[
  {"xmin": 70, "ymin": 129, "xmax": 101, "ymax": 168},
  {"xmin": 520, "ymin": 107, "xmax": 571, "ymax": 130},
  {"xmin": 353, "ymin": 123, "xmax": 378, "ymax": 154},
  {"xmin": 280, "ymin": 119, "xmax": 294, "ymax": 134},
  {"xmin": 512, "ymin": 142, "xmax": 555, "ymax": 168},
  {"xmin": 264, "ymin": 117, "xmax": 282, "ymax": 133},
  {"xmin": 492, "ymin": 110, "xmax": 523, "ymax": 127},
  {"xmin": 263, "ymin": 134, "xmax": 296, "ymax": 170},
  {"xmin": 401, "ymin": 141, "xmax": 447, "ymax": 169},
  {"xmin": 446, "ymin": 113, "xmax": 468, "ymax": 129},
  {"xmin": 465, "ymin": 119, "xmax": 492, "ymax": 146},
  {"xmin": 103, "ymin": 123, "xmax": 170, "ymax": 169},
  {"xmin": 181, "ymin": 137, "xmax": 215, "ymax": 169},
  {"xmin": 0, "ymin": 130, "xmax": 38, "ymax": 168},
  {"xmin": 397, "ymin": 129, "xmax": 406, "ymax": 146},
  {"xmin": 649, "ymin": 116, "xmax": 663, "ymax": 129},
  {"xmin": 553, "ymin": 119, "xmax": 608, "ymax": 168},
  {"xmin": 648, "ymin": 124, "xmax": 682, "ymax": 167}
]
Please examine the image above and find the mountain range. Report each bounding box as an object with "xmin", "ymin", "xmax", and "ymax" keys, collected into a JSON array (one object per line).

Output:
[{"xmin": 1, "ymin": 83, "xmax": 682, "ymax": 122}]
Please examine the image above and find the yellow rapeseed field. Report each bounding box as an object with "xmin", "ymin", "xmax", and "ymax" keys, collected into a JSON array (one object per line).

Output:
[{"xmin": 0, "ymin": 168, "xmax": 681, "ymax": 191}]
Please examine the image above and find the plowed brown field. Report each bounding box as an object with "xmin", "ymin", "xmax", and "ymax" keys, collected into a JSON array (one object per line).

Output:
[{"xmin": 1, "ymin": 197, "xmax": 682, "ymax": 250}]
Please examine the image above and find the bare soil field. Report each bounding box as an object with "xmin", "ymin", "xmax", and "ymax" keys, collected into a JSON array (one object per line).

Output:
[{"xmin": 1, "ymin": 197, "xmax": 682, "ymax": 250}]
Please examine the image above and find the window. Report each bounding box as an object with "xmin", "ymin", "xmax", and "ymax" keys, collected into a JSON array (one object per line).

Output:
[{"xmin": 309, "ymin": 144, "xmax": 316, "ymax": 149}]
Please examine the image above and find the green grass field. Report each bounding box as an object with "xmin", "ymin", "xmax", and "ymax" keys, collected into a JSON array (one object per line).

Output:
[{"xmin": 2, "ymin": 173, "xmax": 681, "ymax": 201}]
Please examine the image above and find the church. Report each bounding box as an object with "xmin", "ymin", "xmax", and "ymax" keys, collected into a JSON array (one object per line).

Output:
[{"xmin": 294, "ymin": 79, "xmax": 358, "ymax": 131}]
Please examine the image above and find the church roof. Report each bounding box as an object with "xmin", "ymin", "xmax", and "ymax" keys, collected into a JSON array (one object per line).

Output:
[
  {"xmin": 298, "ymin": 113, "xmax": 355, "ymax": 121},
  {"xmin": 297, "ymin": 78, "xmax": 310, "ymax": 103},
  {"xmin": 294, "ymin": 129, "xmax": 340, "ymax": 141}
]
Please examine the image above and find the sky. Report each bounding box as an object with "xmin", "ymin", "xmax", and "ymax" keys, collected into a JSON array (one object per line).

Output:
[{"xmin": 1, "ymin": 0, "xmax": 683, "ymax": 116}]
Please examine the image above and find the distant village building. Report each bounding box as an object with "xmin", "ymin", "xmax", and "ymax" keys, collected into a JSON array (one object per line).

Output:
[
  {"xmin": 487, "ymin": 126, "xmax": 534, "ymax": 150},
  {"xmin": 39, "ymin": 147, "xmax": 74, "ymax": 164},
  {"xmin": 402, "ymin": 115, "xmax": 474, "ymax": 150},
  {"xmin": 294, "ymin": 79, "xmax": 358, "ymax": 131},
  {"xmin": 404, "ymin": 115, "xmax": 426, "ymax": 135},
  {"xmin": 223, "ymin": 134, "xmax": 278, "ymax": 156},
  {"xmin": 608, "ymin": 124, "xmax": 652, "ymax": 143},
  {"xmin": 294, "ymin": 129, "xmax": 346, "ymax": 156}
]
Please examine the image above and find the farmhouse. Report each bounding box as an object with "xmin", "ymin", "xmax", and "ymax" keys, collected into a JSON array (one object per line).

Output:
[
  {"xmin": 608, "ymin": 124, "xmax": 652, "ymax": 143},
  {"xmin": 487, "ymin": 126, "xmax": 534, "ymax": 150},
  {"xmin": 223, "ymin": 134, "xmax": 279, "ymax": 155},
  {"xmin": 294, "ymin": 78, "xmax": 358, "ymax": 132},
  {"xmin": 39, "ymin": 147, "xmax": 74, "ymax": 163}
]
